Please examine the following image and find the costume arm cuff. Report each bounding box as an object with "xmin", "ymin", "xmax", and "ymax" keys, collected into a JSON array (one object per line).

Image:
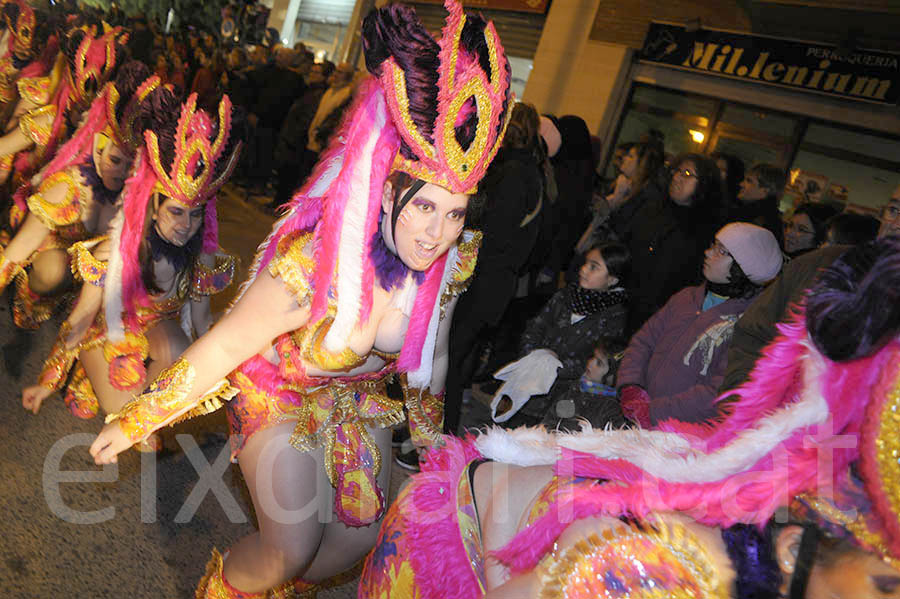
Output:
[
  {"xmin": 26, "ymin": 171, "xmax": 82, "ymax": 229},
  {"xmin": 18, "ymin": 104, "xmax": 55, "ymax": 146},
  {"xmin": 37, "ymin": 322, "xmax": 80, "ymax": 391},
  {"xmin": 0, "ymin": 252, "xmax": 25, "ymax": 293},
  {"xmin": 17, "ymin": 76, "xmax": 52, "ymax": 105},
  {"xmin": 105, "ymin": 357, "xmax": 238, "ymax": 443},
  {"xmin": 190, "ymin": 254, "xmax": 236, "ymax": 298},
  {"xmin": 402, "ymin": 376, "xmax": 445, "ymax": 449},
  {"xmin": 267, "ymin": 231, "xmax": 315, "ymax": 306},
  {"xmin": 68, "ymin": 239, "xmax": 108, "ymax": 286}
]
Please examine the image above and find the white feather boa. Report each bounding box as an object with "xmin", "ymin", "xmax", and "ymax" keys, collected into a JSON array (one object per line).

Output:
[{"xmin": 476, "ymin": 339, "xmax": 829, "ymax": 483}]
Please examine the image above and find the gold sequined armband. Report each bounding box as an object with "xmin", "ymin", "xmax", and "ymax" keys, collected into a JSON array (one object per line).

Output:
[
  {"xmin": 19, "ymin": 104, "xmax": 56, "ymax": 147},
  {"xmin": 401, "ymin": 374, "xmax": 445, "ymax": 449},
  {"xmin": 68, "ymin": 240, "xmax": 107, "ymax": 287},
  {"xmin": 26, "ymin": 171, "xmax": 82, "ymax": 229},
  {"xmin": 37, "ymin": 321, "xmax": 81, "ymax": 391},
  {"xmin": 106, "ymin": 357, "xmax": 237, "ymax": 443},
  {"xmin": 17, "ymin": 75, "xmax": 52, "ymax": 105},
  {"xmin": 267, "ymin": 231, "xmax": 315, "ymax": 306},
  {"xmin": 190, "ymin": 254, "xmax": 236, "ymax": 298},
  {"xmin": 440, "ymin": 230, "xmax": 481, "ymax": 314},
  {"xmin": 0, "ymin": 252, "xmax": 25, "ymax": 293},
  {"xmin": 536, "ymin": 518, "xmax": 728, "ymax": 599}
]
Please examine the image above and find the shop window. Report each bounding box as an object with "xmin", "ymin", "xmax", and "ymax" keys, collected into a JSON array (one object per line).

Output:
[
  {"xmin": 293, "ymin": 21, "xmax": 345, "ymax": 61},
  {"xmin": 604, "ymin": 83, "xmax": 899, "ymax": 215},
  {"xmin": 712, "ymin": 136, "xmax": 782, "ymax": 169},
  {"xmin": 603, "ymin": 85, "xmax": 713, "ymax": 179},
  {"xmin": 631, "ymin": 86, "xmax": 718, "ymax": 117},
  {"xmin": 786, "ymin": 124, "xmax": 900, "ymax": 213},
  {"xmin": 719, "ymin": 105, "xmax": 797, "ymax": 137}
]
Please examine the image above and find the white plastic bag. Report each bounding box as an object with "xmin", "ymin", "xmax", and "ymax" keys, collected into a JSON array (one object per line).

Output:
[{"xmin": 490, "ymin": 349, "xmax": 562, "ymax": 422}]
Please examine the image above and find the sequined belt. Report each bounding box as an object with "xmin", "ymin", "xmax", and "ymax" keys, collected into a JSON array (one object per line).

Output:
[{"xmin": 285, "ymin": 371, "xmax": 404, "ymax": 527}]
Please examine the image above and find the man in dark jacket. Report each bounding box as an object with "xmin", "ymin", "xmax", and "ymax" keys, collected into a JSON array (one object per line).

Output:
[
  {"xmin": 732, "ymin": 163, "xmax": 787, "ymax": 249},
  {"xmin": 270, "ymin": 61, "xmax": 334, "ymax": 209},
  {"xmin": 245, "ymin": 47, "xmax": 306, "ymax": 193}
]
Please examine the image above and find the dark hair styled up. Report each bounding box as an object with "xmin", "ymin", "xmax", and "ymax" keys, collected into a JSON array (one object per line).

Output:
[
  {"xmin": 361, "ymin": 2, "xmax": 509, "ymax": 163},
  {"xmin": 807, "ymin": 236, "xmax": 900, "ymax": 361}
]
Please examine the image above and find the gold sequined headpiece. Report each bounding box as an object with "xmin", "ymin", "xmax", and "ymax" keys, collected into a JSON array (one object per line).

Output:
[
  {"xmin": 3, "ymin": 0, "xmax": 35, "ymax": 58},
  {"xmin": 371, "ymin": 0, "xmax": 511, "ymax": 194},
  {"xmin": 145, "ymin": 93, "xmax": 240, "ymax": 209},
  {"xmin": 67, "ymin": 26, "xmax": 124, "ymax": 106},
  {"xmin": 104, "ymin": 74, "xmax": 161, "ymax": 154}
]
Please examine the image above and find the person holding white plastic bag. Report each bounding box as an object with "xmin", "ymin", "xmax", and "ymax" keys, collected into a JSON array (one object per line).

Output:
[{"xmin": 490, "ymin": 242, "xmax": 630, "ymax": 423}]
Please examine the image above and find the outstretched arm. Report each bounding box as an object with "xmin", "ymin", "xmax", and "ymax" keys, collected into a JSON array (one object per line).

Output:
[
  {"xmin": 89, "ymin": 269, "xmax": 311, "ymax": 464},
  {"xmin": 0, "ymin": 124, "xmax": 34, "ymax": 158},
  {"xmin": 22, "ymin": 280, "xmax": 104, "ymax": 414}
]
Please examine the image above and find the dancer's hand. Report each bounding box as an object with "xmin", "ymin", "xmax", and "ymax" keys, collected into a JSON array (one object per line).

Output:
[
  {"xmin": 90, "ymin": 422, "xmax": 134, "ymax": 465},
  {"xmin": 22, "ymin": 385, "xmax": 52, "ymax": 414}
]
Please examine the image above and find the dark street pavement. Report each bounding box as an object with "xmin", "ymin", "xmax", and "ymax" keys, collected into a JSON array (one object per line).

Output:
[{"xmin": 0, "ymin": 187, "xmax": 400, "ymax": 598}]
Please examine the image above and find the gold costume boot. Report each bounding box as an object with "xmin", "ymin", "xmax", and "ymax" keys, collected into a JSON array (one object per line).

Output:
[
  {"xmin": 12, "ymin": 273, "xmax": 54, "ymax": 329},
  {"xmin": 196, "ymin": 549, "xmax": 266, "ymax": 599},
  {"xmin": 0, "ymin": 252, "xmax": 24, "ymax": 295},
  {"xmin": 268, "ymin": 577, "xmax": 318, "ymax": 599}
]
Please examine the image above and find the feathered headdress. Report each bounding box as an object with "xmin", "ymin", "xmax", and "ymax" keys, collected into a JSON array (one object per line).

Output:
[
  {"xmin": 66, "ymin": 25, "xmax": 125, "ymax": 108},
  {"xmin": 105, "ymin": 93, "xmax": 242, "ymax": 342},
  {"xmin": 366, "ymin": 0, "xmax": 511, "ymax": 194},
  {"xmin": 3, "ymin": 0, "xmax": 35, "ymax": 58},
  {"xmin": 476, "ymin": 239, "xmax": 900, "ymax": 573},
  {"xmin": 21, "ymin": 24, "xmax": 126, "ymax": 172},
  {"xmin": 237, "ymin": 0, "xmax": 510, "ymax": 388},
  {"xmin": 37, "ymin": 61, "xmax": 159, "ymax": 180}
]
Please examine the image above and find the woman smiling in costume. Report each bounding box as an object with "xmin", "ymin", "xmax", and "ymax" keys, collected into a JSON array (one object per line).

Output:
[
  {"xmin": 90, "ymin": 1, "xmax": 511, "ymax": 597},
  {"xmin": 22, "ymin": 88, "xmax": 240, "ymax": 454}
]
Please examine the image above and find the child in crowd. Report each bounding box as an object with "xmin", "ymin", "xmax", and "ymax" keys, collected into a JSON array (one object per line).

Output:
[
  {"xmin": 489, "ymin": 242, "xmax": 630, "ymax": 425},
  {"xmin": 540, "ymin": 336, "xmax": 628, "ymax": 432}
]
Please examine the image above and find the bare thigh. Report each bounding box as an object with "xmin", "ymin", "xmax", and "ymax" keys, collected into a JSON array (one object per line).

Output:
[
  {"xmin": 80, "ymin": 346, "xmax": 140, "ymax": 415},
  {"xmin": 80, "ymin": 318, "xmax": 189, "ymax": 415},
  {"xmin": 222, "ymin": 421, "xmax": 329, "ymax": 590},
  {"xmin": 145, "ymin": 317, "xmax": 190, "ymax": 370},
  {"xmin": 29, "ymin": 249, "xmax": 72, "ymax": 294}
]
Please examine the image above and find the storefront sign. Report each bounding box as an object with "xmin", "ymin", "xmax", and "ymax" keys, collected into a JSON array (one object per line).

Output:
[
  {"xmin": 640, "ymin": 22, "xmax": 900, "ymax": 105},
  {"xmin": 415, "ymin": 0, "xmax": 549, "ymax": 14}
]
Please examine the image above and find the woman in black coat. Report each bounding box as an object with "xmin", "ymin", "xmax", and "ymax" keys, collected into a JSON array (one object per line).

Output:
[{"xmin": 624, "ymin": 153, "xmax": 725, "ymax": 333}]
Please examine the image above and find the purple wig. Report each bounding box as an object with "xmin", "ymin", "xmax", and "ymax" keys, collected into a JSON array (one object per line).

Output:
[
  {"xmin": 362, "ymin": 3, "xmax": 439, "ymax": 161},
  {"xmin": 722, "ymin": 524, "xmax": 781, "ymax": 599},
  {"xmin": 807, "ymin": 237, "xmax": 900, "ymax": 361}
]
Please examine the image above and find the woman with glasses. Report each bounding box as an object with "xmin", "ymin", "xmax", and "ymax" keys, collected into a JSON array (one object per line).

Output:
[
  {"xmin": 622, "ymin": 152, "xmax": 725, "ymax": 333},
  {"xmin": 617, "ymin": 222, "xmax": 782, "ymax": 427},
  {"xmin": 784, "ymin": 202, "xmax": 839, "ymax": 258}
]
